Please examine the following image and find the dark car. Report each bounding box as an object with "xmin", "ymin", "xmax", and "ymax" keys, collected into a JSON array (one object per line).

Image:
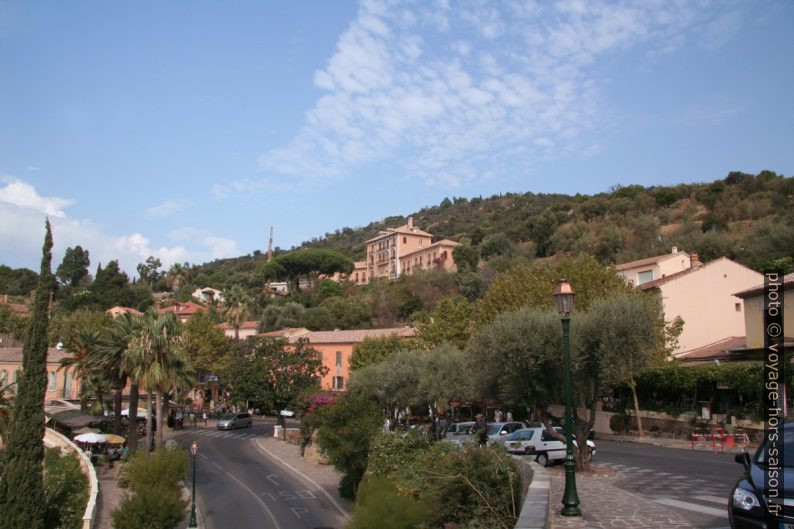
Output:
[{"xmin": 729, "ymin": 421, "xmax": 794, "ymax": 528}]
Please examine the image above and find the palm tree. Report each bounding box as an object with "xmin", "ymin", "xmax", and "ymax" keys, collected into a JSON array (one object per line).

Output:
[
  {"xmin": 60, "ymin": 329, "xmax": 104, "ymax": 412},
  {"xmin": 93, "ymin": 313, "xmax": 141, "ymax": 443},
  {"xmin": 222, "ymin": 284, "xmax": 253, "ymax": 342},
  {"xmin": 126, "ymin": 308, "xmax": 191, "ymax": 450},
  {"xmin": 165, "ymin": 263, "xmax": 188, "ymax": 302}
]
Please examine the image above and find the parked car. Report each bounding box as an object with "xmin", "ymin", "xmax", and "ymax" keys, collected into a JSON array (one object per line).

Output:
[
  {"xmin": 729, "ymin": 421, "xmax": 794, "ymax": 528},
  {"xmin": 486, "ymin": 422, "xmax": 525, "ymax": 441},
  {"xmin": 498, "ymin": 426, "xmax": 596, "ymax": 466},
  {"xmin": 217, "ymin": 412, "xmax": 252, "ymax": 430},
  {"xmin": 441, "ymin": 421, "xmax": 477, "ymax": 446}
]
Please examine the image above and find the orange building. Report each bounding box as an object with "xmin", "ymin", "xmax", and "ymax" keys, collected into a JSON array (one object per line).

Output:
[
  {"xmin": 281, "ymin": 327, "xmax": 417, "ymax": 391},
  {"xmin": 362, "ymin": 217, "xmax": 458, "ymax": 283},
  {"xmin": 0, "ymin": 347, "xmax": 80, "ymax": 401}
]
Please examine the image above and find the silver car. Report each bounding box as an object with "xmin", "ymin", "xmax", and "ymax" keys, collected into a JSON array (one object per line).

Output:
[{"xmin": 217, "ymin": 412, "xmax": 252, "ymax": 430}]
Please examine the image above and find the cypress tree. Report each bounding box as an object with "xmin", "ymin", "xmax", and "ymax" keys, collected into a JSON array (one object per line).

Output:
[{"xmin": 0, "ymin": 220, "xmax": 54, "ymax": 529}]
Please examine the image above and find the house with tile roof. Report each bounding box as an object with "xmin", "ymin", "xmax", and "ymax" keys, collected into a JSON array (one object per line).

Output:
[
  {"xmin": 616, "ymin": 250, "xmax": 763, "ymax": 356},
  {"xmin": 106, "ymin": 305, "xmax": 143, "ymax": 318},
  {"xmin": 733, "ymin": 272, "xmax": 794, "ymax": 349},
  {"xmin": 363, "ymin": 217, "xmax": 458, "ymax": 283},
  {"xmin": 216, "ymin": 320, "xmax": 261, "ymax": 340},
  {"xmin": 253, "ymin": 327, "xmax": 417, "ymax": 392},
  {"xmin": 158, "ymin": 301, "xmax": 206, "ymax": 322}
]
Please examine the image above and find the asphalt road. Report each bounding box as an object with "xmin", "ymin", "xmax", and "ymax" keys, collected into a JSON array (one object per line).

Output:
[
  {"xmin": 171, "ymin": 419, "xmax": 347, "ymax": 529},
  {"xmin": 594, "ymin": 438, "xmax": 740, "ymax": 529}
]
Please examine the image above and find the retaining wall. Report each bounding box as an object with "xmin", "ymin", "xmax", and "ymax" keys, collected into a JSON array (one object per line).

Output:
[{"xmin": 44, "ymin": 428, "xmax": 99, "ymax": 529}]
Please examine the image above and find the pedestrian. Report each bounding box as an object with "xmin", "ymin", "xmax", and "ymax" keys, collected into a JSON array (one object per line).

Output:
[
  {"xmin": 203, "ymin": 411, "xmax": 208, "ymax": 426},
  {"xmin": 495, "ymin": 409, "xmax": 503, "ymax": 422},
  {"xmin": 476, "ymin": 413, "xmax": 488, "ymax": 446},
  {"xmin": 190, "ymin": 412, "xmax": 196, "ymax": 427},
  {"xmin": 506, "ymin": 410, "xmax": 513, "ymax": 422}
]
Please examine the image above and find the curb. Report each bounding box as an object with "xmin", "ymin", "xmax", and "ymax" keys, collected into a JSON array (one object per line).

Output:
[{"xmin": 513, "ymin": 457, "xmax": 550, "ymax": 529}]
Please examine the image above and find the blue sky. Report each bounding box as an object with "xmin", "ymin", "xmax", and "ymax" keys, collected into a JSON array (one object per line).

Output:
[{"xmin": 1, "ymin": 0, "xmax": 792, "ymax": 275}]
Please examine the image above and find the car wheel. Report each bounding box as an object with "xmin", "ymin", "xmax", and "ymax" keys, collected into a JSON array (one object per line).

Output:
[{"xmin": 536, "ymin": 453, "xmax": 549, "ymax": 467}]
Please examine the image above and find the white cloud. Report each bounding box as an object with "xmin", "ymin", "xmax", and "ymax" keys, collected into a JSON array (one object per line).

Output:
[
  {"xmin": 0, "ymin": 178, "xmax": 73, "ymax": 217},
  {"xmin": 256, "ymin": 1, "xmax": 738, "ymax": 188},
  {"xmin": 145, "ymin": 199, "xmax": 188, "ymax": 218},
  {"xmin": 0, "ymin": 178, "xmax": 239, "ymax": 275}
]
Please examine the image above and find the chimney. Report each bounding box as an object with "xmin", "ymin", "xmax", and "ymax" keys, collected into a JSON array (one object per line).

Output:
[
  {"xmin": 672, "ymin": 246, "xmax": 678, "ymax": 254},
  {"xmin": 407, "ymin": 216, "xmax": 413, "ymax": 229},
  {"xmin": 690, "ymin": 253, "xmax": 700, "ymax": 268}
]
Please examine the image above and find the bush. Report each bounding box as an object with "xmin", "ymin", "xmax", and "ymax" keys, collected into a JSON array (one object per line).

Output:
[
  {"xmin": 43, "ymin": 447, "xmax": 89, "ymax": 529},
  {"xmin": 348, "ymin": 475, "xmax": 431, "ymax": 529},
  {"xmin": 111, "ymin": 488, "xmax": 187, "ymax": 529},
  {"xmin": 609, "ymin": 414, "xmax": 629, "ymax": 434},
  {"xmin": 112, "ymin": 448, "xmax": 188, "ymax": 529}
]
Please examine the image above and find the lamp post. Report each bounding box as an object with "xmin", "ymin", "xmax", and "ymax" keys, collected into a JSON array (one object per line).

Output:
[
  {"xmin": 553, "ymin": 279, "xmax": 581, "ymax": 517},
  {"xmin": 188, "ymin": 441, "xmax": 198, "ymax": 528}
]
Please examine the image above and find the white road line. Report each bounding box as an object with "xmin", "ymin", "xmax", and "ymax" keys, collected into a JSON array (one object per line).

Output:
[
  {"xmin": 222, "ymin": 470, "xmax": 282, "ymax": 529},
  {"xmin": 695, "ymin": 495, "xmax": 729, "ymax": 505},
  {"xmin": 255, "ymin": 438, "xmax": 351, "ymax": 521},
  {"xmin": 655, "ymin": 498, "xmax": 728, "ymax": 517}
]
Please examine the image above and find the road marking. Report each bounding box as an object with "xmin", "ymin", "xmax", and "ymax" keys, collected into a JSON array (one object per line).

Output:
[
  {"xmin": 222, "ymin": 470, "xmax": 283, "ymax": 529},
  {"xmin": 255, "ymin": 438, "xmax": 351, "ymax": 521},
  {"xmin": 655, "ymin": 498, "xmax": 728, "ymax": 517},
  {"xmin": 291, "ymin": 507, "xmax": 309, "ymax": 518},
  {"xmin": 267, "ymin": 474, "xmax": 280, "ymax": 486},
  {"xmin": 695, "ymin": 495, "xmax": 729, "ymax": 505},
  {"xmin": 199, "ymin": 453, "xmax": 224, "ymax": 471}
]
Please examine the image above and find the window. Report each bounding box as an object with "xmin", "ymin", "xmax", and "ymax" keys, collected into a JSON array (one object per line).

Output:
[
  {"xmin": 333, "ymin": 376, "xmax": 345, "ymax": 390},
  {"xmin": 48, "ymin": 371, "xmax": 56, "ymax": 391},
  {"xmin": 419, "ymin": 239, "xmax": 424, "ymax": 247},
  {"xmin": 336, "ymin": 351, "xmax": 342, "ymax": 367},
  {"xmin": 636, "ymin": 270, "xmax": 654, "ymax": 284},
  {"xmin": 317, "ymin": 351, "xmax": 323, "ymax": 364},
  {"xmin": 735, "ymin": 303, "xmax": 742, "ymax": 312},
  {"xmin": 0, "ymin": 370, "xmax": 6, "ymax": 383},
  {"xmin": 13, "ymin": 370, "xmax": 20, "ymax": 384},
  {"xmin": 403, "ymin": 236, "xmax": 406, "ymax": 244}
]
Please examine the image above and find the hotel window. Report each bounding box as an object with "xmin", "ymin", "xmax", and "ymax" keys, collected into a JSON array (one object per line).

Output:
[
  {"xmin": 336, "ymin": 351, "xmax": 342, "ymax": 367},
  {"xmin": 636, "ymin": 270, "xmax": 654, "ymax": 285},
  {"xmin": 48, "ymin": 371, "xmax": 56, "ymax": 391},
  {"xmin": 419, "ymin": 239, "xmax": 424, "ymax": 247},
  {"xmin": 333, "ymin": 376, "xmax": 345, "ymax": 390},
  {"xmin": 403, "ymin": 236, "xmax": 407, "ymax": 244}
]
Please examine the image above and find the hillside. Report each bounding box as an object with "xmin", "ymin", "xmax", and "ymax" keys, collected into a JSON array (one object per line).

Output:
[{"xmin": 289, "ymin": 170, "xmax": 793, "ymax": 272}]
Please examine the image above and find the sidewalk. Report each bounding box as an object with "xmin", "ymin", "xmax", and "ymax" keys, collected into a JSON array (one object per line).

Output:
[
  {"xmin": 599, "ymin": 432, "xmax": 755, "ymax": 453},
  {"xmin": 547, "ymin": 465, "xmax": 695, "ymax": 529}
]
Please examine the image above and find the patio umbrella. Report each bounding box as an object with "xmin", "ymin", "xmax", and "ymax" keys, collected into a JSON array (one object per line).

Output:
[
  {"xmin": 74, "ymin": 432, "xmax": 107, "ymax": 444},
  {"xmin": 104, "ymin": 434, "xmax": 125, "ymax": 445}
]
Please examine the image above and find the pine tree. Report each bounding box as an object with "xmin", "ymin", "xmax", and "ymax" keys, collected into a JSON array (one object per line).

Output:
[{"xmin": 0, "ymin": 220, "xmax": 54, "ymax": 529}]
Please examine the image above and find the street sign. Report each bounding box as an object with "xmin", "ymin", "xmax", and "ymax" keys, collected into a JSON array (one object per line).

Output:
[{"xmin": 280, "ymin": 410, "xmax": 295, "ymax": 417}]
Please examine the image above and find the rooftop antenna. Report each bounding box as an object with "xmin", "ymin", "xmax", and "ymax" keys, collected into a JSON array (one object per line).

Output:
[{"xmin": 267, "ymin": 226, "xmax": 274, "ymax": 262}]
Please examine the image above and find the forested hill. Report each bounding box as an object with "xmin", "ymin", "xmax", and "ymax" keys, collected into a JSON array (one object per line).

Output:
[{"xmin": 290, "ymin": 170, "xmax": 793, "ymax": 273}]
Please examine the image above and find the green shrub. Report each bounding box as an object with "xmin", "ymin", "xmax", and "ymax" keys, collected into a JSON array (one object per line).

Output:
[
  {"xmin": 609, "ymin": 414, "xmax": 628, "ymax": 434},
  {"xmin": 111, "ymin": 448, "xmax": 188, "ymax": 529},
  {"xmin": 348, "ymin": 475, "xmax": 431, "ymax": 529},
  {"xmin": 43, "ymin": 447, "xmax": 89, "ymax": 529},
  {"xmin": 124, "ymin": 447, "xmax": 188, "ymax": 494},
  {"xmin": 111, "ymin": 488, "xmax": 186, "ymax": 529}
]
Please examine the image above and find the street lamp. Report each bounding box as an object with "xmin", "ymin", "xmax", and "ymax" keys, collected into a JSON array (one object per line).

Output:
[
  {"xmin": 553, "ymin": 279, "xmax": 581, "ymax": 517},
  {"xmin": 188, "ymin": 441, "xmax": 198, "ymax": 528}
]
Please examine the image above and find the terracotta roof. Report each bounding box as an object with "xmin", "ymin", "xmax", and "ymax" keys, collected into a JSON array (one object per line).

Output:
[
  {"xmin": 365, "ymin": 224, "xmax": 432, "ymax": 243},
  {"xmin": 733, "ymin": 273, "xmax": 794, "ymax": 298},
  {"xmin": 255, "ymin": 327, "xmax": 311, "ymax": 339},
  {"xmin": 158, "ymin": 301, "xmax": 206, "ymax": 316},
  {"xmin": 217, "ymin": 320, "xmax": 259, "ymax": 330},
  {"xmin": 0, "ymin": 347, "xmax": 72, "ymax": 364},
  {"xmin": 637, "ymin": 265, "xmax": 703, "ymax": 290},
  {"xmin": 399, "ymin": 239, "xmax": 459, "ymax": 259},
  {"xmin": 615, "ymin": 251, "xmax": 689, "ymax": 272},
  {"xmin": 677, "ymin": 336, "xmax": 747, "ymax": 361},
  {"xmin": 287, "ymin": 327, "xmax": 417, "ymax": 344},
  {"xmin": 353, "ymin": 261, "xmax": 367, "ymax": 269}
]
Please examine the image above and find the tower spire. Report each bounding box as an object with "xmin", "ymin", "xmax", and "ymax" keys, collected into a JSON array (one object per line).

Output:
[{"xmin": 267, "ymin": 226, "xmax": 273, "ymax": 262}]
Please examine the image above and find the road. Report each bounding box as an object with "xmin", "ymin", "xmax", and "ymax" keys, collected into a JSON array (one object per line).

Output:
[
  {"xmin": 171, "ymin": 418, "xmax": 347, "ymax": 529},
  {"xmin": 594, "ymin": 438, "xmax": 739, "ymax": 529}
]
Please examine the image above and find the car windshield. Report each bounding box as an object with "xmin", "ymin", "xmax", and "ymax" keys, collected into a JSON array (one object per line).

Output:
[
  {"xmin": 220, "ymin": 414, "xmax": 236, "ymax": 420},
  {"xmin": 487, "ymin": 424, "xmax": 503, "ymax": 435},
  {"xmin": 755, "ymin": 428, "xmax": 794, "ymax": 468}
]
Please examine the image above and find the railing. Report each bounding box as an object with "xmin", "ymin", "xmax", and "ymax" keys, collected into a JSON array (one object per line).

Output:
[
  {"xmin": 44, "ymin": 427, "xmax": 99, "ymax": 529},
  {"xmin": 692, "ymin": 427, "xmax": 750, "ymax": 452}
]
